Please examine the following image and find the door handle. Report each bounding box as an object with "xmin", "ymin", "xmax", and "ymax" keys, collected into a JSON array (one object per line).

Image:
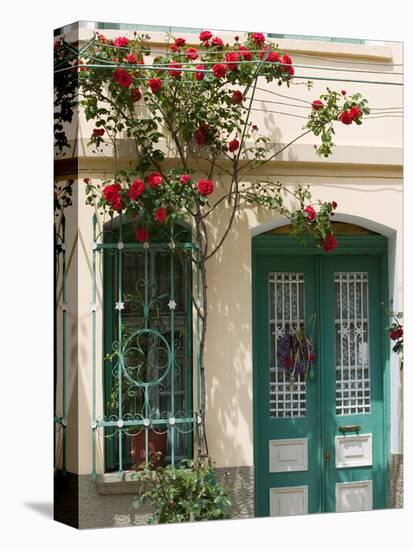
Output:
[{"xmin": 324, "ymin": 450, "xmax": 331, "ymax": 463}]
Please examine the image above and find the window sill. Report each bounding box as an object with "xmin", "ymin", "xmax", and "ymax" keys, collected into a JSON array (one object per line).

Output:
[{"xmin": 96, "ymin": 470, "xmax": 155, "ymax": 495}]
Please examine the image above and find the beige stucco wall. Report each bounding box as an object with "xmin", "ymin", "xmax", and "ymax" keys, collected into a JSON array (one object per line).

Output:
[{"xmin": 54, "ymin": 27, "xmax": 403, "ymax": 474}]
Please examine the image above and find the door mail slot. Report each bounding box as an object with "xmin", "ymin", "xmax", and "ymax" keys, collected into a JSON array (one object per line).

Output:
[{"xmin": 338, "ymin": 425, "xmax": 361, "ymax": 435}]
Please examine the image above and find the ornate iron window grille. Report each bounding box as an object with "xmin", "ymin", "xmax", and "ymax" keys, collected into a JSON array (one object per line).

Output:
[{"xmin": 91, "ymin": 214, "xmax": 201, "ymax": 479}]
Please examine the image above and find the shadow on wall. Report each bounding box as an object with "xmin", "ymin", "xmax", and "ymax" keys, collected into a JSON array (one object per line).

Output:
[
  {"xmin": 204, "ymin": 183, "xmax": 290, "ymax": 466},
  {"xmin": 200, "ymin": 110, "xmax": 289, "ymax": 467}
]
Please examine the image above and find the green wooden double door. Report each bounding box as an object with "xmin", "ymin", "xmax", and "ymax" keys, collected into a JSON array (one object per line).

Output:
[{"xmin": 253, "ymin": 239, "xmax": 389, "ymax": 516}]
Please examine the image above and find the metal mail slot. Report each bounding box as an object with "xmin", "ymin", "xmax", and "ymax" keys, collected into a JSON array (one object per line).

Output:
[{"xmin": 338, "ymin": 425, "xmax": 361, "ymax": 434}]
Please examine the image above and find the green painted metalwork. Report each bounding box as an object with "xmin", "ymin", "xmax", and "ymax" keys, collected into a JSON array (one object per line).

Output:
[
  {"xmin": 252, "ymin": 233, "xmax": 389, "ymax": 516},
  {"xmin": 92, "ymin": 214, "xmax": 97, "ymax": 480},
  {"xmin": 117, "ymin": 216, "xmax": 124, "ymax": 476},
  {"xmin": 94, "ymin": 217, "xmax": 197, "ymax": 476}
]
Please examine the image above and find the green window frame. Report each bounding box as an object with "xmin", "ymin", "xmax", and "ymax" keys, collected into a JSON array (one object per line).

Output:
[{"xmin": 102, "ymin": 219, "xmax": 193, "ymax": 472}]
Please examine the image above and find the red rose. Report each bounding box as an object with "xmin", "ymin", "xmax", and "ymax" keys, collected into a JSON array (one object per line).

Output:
[
  {"xmin": 93, "ymin": 128, "xmax": 105, "ymax": 137},
  {"xmin": 195, "ymin": 64, "xmax": 205, "ymax": 81},
  {"xmin": 349, "ymin": 106, "xmax": 362, "ymax": 121},
  {"xmin": 260, "ymin": 47, "xmax": 279, "ymax": 63},
  {"xmin": 186, "ymin": 47, "xmax": 199, "ymax": 60},
  {"xmin": 175, "ymin": 37, "xmax": 186, "ymax": 48},
  {"xmin": 113, "ymin": 36, "xmax": 129, "ymax": 47},
  {"xmin": 112, "ymin": 195, "xmax": 122, "ymax": 212},
  {"xmin": 103, "ymin": 183, "xmax": 122, "ymax": 211},
  {"xmin": 341, "ymin": 90, "xmax": 347, "ymax": 95},
  {"xmin": 235, "ymin": 35, "xmax": 239, "ymax": 41},
  {"xmin": 225, "ymin": 52, "xmax": 239, "ymax": 71},
  {"xmin": 280, "ymin": 54, "xmax": 292, "ymax": 66},
  {"xmin": 339, "ymin": 111, "xmax": 353, "ymax": 125},
  {"xmin": 98, "ymin": 34, "xmax": 107, "ymax": 43},
  {"xmin": 287, "ymin": 66, "xmax": 294, "ymax": 76},
  {"xmin": 147, "ymin": 172, "xmax": 163, "ymax": 187},
  {"xmin": 135, "ymin": 228, "xmax": 149, "ymax": 243},
  {"xmin": 312, "ymin": 100, "xmax": 324, "ymax": 111},
  {"xmin": 231, "ymin": 90, "xmax": 244, "ymax": 104},
  {"xmin": 113, "ymin": 68, "xmax": 133, "ymax": 88},
  {"xmin": 155, "ymin": 207, "xmax": 167, "ymax": 223},
  {"xmin": 252, "ymin": 124, "xmax": 258, "ymax": 131},
  {"xmin": 170, "ymin": 44, "xmax": 178, "ymax": 52},
  {"xmin": 103, "ymin": 183, "xmax": 121, "ymax": 203},
  {"xmin": 332, "ymin": 201, "xmax": 338, "ymax": 209},
  {"xmin": 127, "ymin": 179, "xmax": 145, "ymax": 200},
  {"xmin": 179, "ymin": 174, "xmax": 191, "ymax": 184},
  {"xmin": 304, "ymin": 205, "xmax": 316, "ymax": 221},
  {"xmin": 267, "ymin": 51, "xmax": 280, "ymax": 63},
  {"xmin": 228, "ymin": 138, "xmax": 240, "ymax": 152},
  {"xmin": 323, "ymin": 234, "xmax": 338, "ymax": 252},
  {"xmin": 197, "ymin": 179, "xmax": 214, "ymax": 196},
  {"xmin": 131, "ymin": 88, "xmax": 142, "ymax": 102},
  {"xmin": 212, "ymin": 63, "xmax": 227, "ymax": 78},
  {"xmin": 124, "ymin": 54, "xmax": 137, "ymax": 64},
  {"xmin": 239, "ymin": 46, "xmax": 252, "ymax": 60},
  {"xmin": 199, "ymin": 30, "xmax": 213, "ymax": 42},
  {"xmin": 194, "ymin": 128, "xmax": 206, "ymax": 146},
  {"xmin": 251, "ymin": 32, "xmax": 266, "ymax": 45},
  {"xmin": 148, "ymin": 78, "xmax": 162, "ymax": 93},
  {"xmin": 168, "ymin": 62, "xmax": 182, "ymax": 78},
  {"xmin": 390, "ymin": 327, "xmax": 403, "ymax": 340},
  {"xmin": 211, "ymin": 36, "xmax": 224, "ymax": 48}
]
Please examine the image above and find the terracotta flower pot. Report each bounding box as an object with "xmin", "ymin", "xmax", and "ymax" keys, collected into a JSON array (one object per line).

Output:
[{"xmin": 130, "ymin": 430, "xmax": 167, "ymax": 469}]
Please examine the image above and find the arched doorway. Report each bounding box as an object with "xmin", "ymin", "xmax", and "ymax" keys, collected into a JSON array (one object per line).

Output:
[{"xmin": 252, "ymin": 222, "xmax": 390, "ymax": 516}]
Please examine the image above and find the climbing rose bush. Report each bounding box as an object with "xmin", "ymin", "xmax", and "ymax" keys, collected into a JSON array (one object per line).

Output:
[
  {"xmin": 55, "ymin": 30, "xmax": 370, "ymax": 252},
  {"xmin": 54, "ymin": 27, "xmax": 374, "ymax": 461}
]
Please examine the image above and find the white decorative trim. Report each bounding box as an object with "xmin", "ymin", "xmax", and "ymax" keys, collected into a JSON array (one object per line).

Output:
[
  {"xmin": 269, "ymin": 486, "xmax": 308, "ymax": 517},
  {"xmin": 336, "ymin": 481, "xmax": 373, "ymax": 512},
  {"xmin": 335, "ymin": 434, "xmax": 373, "ymax": 468},
  {"xmin": 269, "ymin": 438, "xmax": 308, "ymax": 473}
]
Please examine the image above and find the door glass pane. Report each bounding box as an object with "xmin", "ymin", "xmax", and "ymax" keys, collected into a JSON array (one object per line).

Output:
[
  {"xmin": 335, "ymin": 272, "xmax": 371, "ymax": 415},
  {"xmin": 268, "ymin": 273, "xmax": 306, "ymax": 418}
]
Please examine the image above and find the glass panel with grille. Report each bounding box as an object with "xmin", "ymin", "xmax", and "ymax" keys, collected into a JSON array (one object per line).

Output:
[
  {"xmin": 335, "ymin": 272, "xmax": 371, "ymax": 416},
  {"xmin": 268, "ymin": 273, "xmax": 306, "ymax": 418}
]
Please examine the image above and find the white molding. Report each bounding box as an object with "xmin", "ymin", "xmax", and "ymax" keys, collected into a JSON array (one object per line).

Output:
[
  {"xmin": 336, "ymin": 481, "xmax": 373, "ymax": 512},
  {"xmin": 269, "ymin": 438, "xmax": 308, "ymax": 473},
  {"xmin": 269, "ymin": 486, "xmax": 308, "ymax": 517},
  {"xmin": 335, "ymin": 434, "xmax": 373, "ymax": 468}
]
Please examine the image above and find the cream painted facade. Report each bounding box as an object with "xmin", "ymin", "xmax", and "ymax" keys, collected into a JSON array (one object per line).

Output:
[{"xmin": 54, "ymin": 23, "xmax": 403, "ymax": 525}]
